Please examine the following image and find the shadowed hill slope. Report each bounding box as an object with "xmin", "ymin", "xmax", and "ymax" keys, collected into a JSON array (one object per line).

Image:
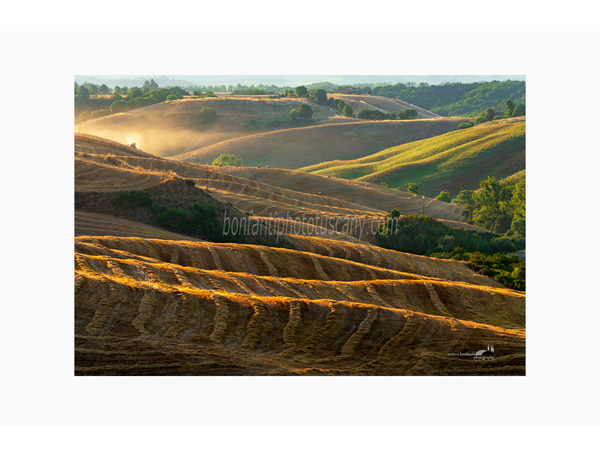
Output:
[{"xmin": 172, "ymin": 117, "xmax": 467, "ymax": 169}]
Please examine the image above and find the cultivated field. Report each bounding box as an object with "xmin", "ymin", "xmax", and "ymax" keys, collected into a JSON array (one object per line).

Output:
[
  {"xmin": 74, "ymin": 133, "xmax": 525, "ymax": 375},
  {"xmin": 173, "ymin": 117, "xmax": 467, "ymax": 169},
  {"xmin": 302, "ymin": 117, "xmax": 525, "ymax": 196}
]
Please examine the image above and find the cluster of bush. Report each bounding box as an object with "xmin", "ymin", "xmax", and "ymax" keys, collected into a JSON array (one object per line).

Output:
[
  {"xmin": 430, "ymin": 248, "xmax": 525, "ymax": 291},
  {"xmin": 376, "ymin": 213, "xmax": 524, "ymax": 256},
  {"xmin": 110, "ymin": 189, "xmax": 231, "ymax": 242},
  {"xmin": 375, "ymin": 213, "xmax": 525, "ymax": 290},
  {"xmin": 455, "ymin": 99, "xmax": 526, "ymax": 130},
  {"xmin": 191, "ymin": 90, "xmax": 217, "ymax": 98},
  {"xmin": 356, "ymin": 108, "xmax": 418, "ymax": 121}
]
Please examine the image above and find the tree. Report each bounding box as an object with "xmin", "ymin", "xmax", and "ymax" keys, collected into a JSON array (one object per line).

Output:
[
  {"xmin": 342, "ymin": 105, "xmax": 354, "ymax": 117},
  {"xmin": 505, "ymin": 99, "xmax": 515, "ymax": 116},
  {"xmin": 407, "ymin": 183, "xmax": 420, "ymax": 195},
  {"xmin": 312, "ymin": 88, "xmax": 327, "ymax": 105},
  {"xmin": 295, "ymin": 85, "xmax": 308, "ymax": 98},
  {"xmin": 86, "ymin": 83, "xmax": 98, "ymax": 95},
  {"xmin": 484, "ymin": 108, "xmax": 495, "ymax": 120},
  {"xmin": 99, "ymin": 84, "xmax": 109, "ymax": 95},
  {"xmin": 290, "ymin": 103, "xmax": 313, "ymax": 121},
  {"xmin": 471, "ymin": 176, "xmax": 512, "ymax": 233},
  {"xmin": 453, "ymin": 190, "xmax": 475, "ymax": 221},
  {"xmin": 513, "ymin": 103, "xmax": 525, "ymax": 116},
  {"xmin": 212, "ymin": 153, "xmax": 244, "ymax": 166},
  {"xmin": 77, "ymin": 85, "xmax": 90, "ymax": 99},
  {"xmin": 435, "ymin": 191, "xmax": 451, "ymax": 203},
  {"xmin": 74, "ymin": 82, "xmax": 79, "ymax": 95},
  {"xmin": 113, "ymin": 86, "xmax": 121, "ymax": 95},
  {"xmin": 511, "ymin": 218, "xmax": 525, "ymax": 237},
  {"xmin": 166, "ymin": 93, "xmax": 178, "ymax": 101},
  {"xmin": 129, "ymin": 87, "xmax": 142, "ymax": 99}
]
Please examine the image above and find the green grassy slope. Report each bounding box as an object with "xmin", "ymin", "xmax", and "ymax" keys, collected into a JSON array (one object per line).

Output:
[{"xmin": 300, "ymin": 117, "xmax": 525, "ymax": 197}]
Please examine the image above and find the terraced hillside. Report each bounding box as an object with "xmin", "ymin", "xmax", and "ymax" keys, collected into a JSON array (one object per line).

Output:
[
  {"xmin": 75, "ymin": 236, "xmax": 525, "ymax": 375},
  {"xmin": 74, "ymin": 138, "xmax": 483, "ymax": 248},
  {"xmin": 173, "ymin": 117, "xmax": 467, "ymax": 169},
  {"xmin": 74, "ymin": 133, "xmax": 525, "ymax": 375},
  {"xmin": 301, "ymin": 117, "xmax": 525, "ymax": 196}
]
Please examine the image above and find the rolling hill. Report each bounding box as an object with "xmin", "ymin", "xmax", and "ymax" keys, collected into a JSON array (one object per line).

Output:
[
  {"xmin": 74, "ymin": 133, "xmax": 525, "ymax": 375},
  {"xmin": 78, "ymin": 96, "xmax": 340, "ymax": 157},
  {"xmin": 301, "ymin": 117, "xmax": 525, "ymax": 196},
  {"xmin": 75, "ymin": 236, "xmax": 525, "ymax": 375},
  {"xmin": 172, "ymin": 117, "xmax": 467, "ymax": 169},
  {"xmin": 328, "ymin": 93, "xmax": 440, "ymax": 118}
]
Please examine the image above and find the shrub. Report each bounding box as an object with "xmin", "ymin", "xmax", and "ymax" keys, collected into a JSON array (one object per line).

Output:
[
  {"xmin": 195, "ymin": 106, "xmax": 217, "ymax": 125},
  {"xmin": 435, "ymin": 191, "xmax": 451, "ymax": 203},
  {"xmin": 189, "ymin": 203, "xmax": 221, "ymax": 240},
  {"xmin": 342, "ymin": 105, "xmax": 354, "ymax": 117},
  {"xmin": 90, "ymin": 109, "xmax": 110, "ymax": 119},
  {"xmin": 456, "ymin": 121, "xmax": 474, "ymax": 130},
  {"xmin": 111, "ymin": 190, "xmax": 154, "ymax": 210},
  {"xmin": 397, "ymin": 109, "xmax": 418, "ymax": 120},
  {"xmin": 406, "ymin": 183, "xmax": 420, "ymax": 195},
  {"xmin": 156, "ymin": 208, "xmax": 189, "ymax": 232},
  {"xmin": 79, "ymin": 111, "xmax": 91, "ymax": 122}
]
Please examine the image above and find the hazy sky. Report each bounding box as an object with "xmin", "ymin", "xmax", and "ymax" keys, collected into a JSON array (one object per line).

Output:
[{"xmin": 74, "ymin": 74, "xmax": 525, "ymax": 88}]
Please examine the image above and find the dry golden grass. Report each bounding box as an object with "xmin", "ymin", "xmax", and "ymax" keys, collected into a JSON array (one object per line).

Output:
[
  {"xmin": 78, "ymin": 97, "xmax": 340, "ymax": 157},
  {"xmin": 92, "ymin": 152, "xmax": 472, "ymax": 228},
  {"xmin": 75, "ymin": 154, "xmax": 172, "ymax": 192},
  {"xmin": 75, "ymin": 211, "xmax": 204, "ymax": 241},
  {"xmin": 74, "ymin": 134, "xmax": 524, "ymax": 375},
  {"xmin": 172, "ymin": 117, "xmax": 467, "ymax": 169},
  {"xmin": 75, "ymin": 236, "xmax": 525, "ymax": 375}
]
